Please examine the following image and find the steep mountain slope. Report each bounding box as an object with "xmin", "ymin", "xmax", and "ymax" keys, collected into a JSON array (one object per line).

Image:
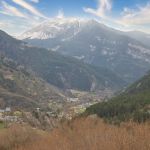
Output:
[
  {"xmin": 0, "ymin": 30, "xmax": 126, "ymax": 92},
  {"xmin": 85, "ymin": 72, "xmax": 150, "ymax": 123},
  {"xmin": 20, "ymin": 18, "xmax": 150, "ymax": 83},
  {"xmin": 0, "ymin": 55, "xmax": 65, "ymax": 110}
]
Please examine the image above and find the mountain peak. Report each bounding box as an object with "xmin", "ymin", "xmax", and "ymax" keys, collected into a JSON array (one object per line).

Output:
[{"xmin": 19, "ymin": 18, "xmax": 99, "ymax": 40}]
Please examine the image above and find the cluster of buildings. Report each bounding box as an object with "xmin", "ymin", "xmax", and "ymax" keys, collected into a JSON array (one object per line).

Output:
[
  {"xmin": 0, "ymin": 107, "xmax": 21, "ymax": 123},
  {"xmin": 0, "ymin": 107, "xmax": 11, "ymax": 113}
]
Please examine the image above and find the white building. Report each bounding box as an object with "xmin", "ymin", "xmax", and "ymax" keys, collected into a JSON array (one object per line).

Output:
[{"xmin": 5, "ymin": 107, "xmax": 11, "ymax": 112}]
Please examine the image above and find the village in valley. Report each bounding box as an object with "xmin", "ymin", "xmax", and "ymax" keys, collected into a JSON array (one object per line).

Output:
[
  {"xmin": 0, "ymin": 89, "xmax": 112, "ymax": 129},
  {"xmin": 0, "ymin": 107, "xmax": 23, "ymax": 128}
]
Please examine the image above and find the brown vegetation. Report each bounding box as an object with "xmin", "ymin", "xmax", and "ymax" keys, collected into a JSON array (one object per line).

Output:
[{"xmin": 0, "ymin": 118, "xmax": 150, "ymax": 150}]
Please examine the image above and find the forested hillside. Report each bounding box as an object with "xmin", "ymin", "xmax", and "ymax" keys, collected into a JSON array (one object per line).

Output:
[{"xmin": 85, "ymin": 72, "xmax": 150, "ymax": 123}]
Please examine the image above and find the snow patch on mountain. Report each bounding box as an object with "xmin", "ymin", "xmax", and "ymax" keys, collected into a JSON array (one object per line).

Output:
[
  {"xmin": 19, "ymin": 18, "xmax": 90, "ymax": 40},
  {"xmin": 127, "ymin": 43, "xmax": 150, "ymax": 62},
  {"xmin": 128, "ymin": 47, "xmax": 150, "ymax": 63},
  {"xmin": 51, "ymin": 45, "xmax": 60, "ymax": 51},
  {"xmin": 90, "ymin": 45, "xmax": 96, "ymax": 52},
  {"xmin": 102, "ymin": 50, "xmax": 108, "ymax": 55},
  {"xmin": 74, "ymin": 55, "xmax": 85, "ymax": 60},
  {"xmin": 96, "ymin": 36, "xmax": 102, "ymax": 41},
  {"xmin": 128, "ymin": 43, "xmax": 150, "ymax": 55}
]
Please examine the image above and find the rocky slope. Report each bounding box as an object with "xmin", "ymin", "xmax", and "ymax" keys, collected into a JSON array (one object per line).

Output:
[{"xmin": 0, "ymin": 55, "xmax": 65, "ymax": 110}]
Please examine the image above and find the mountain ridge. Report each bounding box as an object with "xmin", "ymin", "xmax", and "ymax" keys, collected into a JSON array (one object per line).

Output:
[{"xmin": 0, "ymin": 29, "xmax": 126, "ymax": 92}]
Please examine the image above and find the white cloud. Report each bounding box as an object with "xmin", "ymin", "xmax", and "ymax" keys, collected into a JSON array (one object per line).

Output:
[
  {"xmin": 30, "ymin": 0, "xmax": 39, "ymax": 3},
  {"xmin": 0, "ymin": 16, "xmax": 45, "ymax": 36},
  {"xmin": 12, "ymin": 0, "xmax": 47, "ymax": 19},
  {"xmin": 83, "ymin": 0, "xmax": 150, "ymax": 33},
  {"xmin": 83, "ymin": 0, "xmax": 112, "ymax": 18},
  {"xmin": 119, "ymin": 3, "xmax": 150, "ymax": 25},
  {"xmin": 0, "ymin": 21, "xmax": 11, "ymax": 28},
  {"xmin": 0, "ymin": 1, "xmax": 28, "ymax": 18},
  {"xmin": 57, "ymin": 9, "xmax": 64, "ymax": 19},
  {"xmin": 0, "ymin": 0, "xmax": 48, "ymax": 36}
]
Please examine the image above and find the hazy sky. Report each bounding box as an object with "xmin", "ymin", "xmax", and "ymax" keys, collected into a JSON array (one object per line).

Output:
[{"xmin": 0, "ymin": 0, "xmax": 150, "ymax": 36}]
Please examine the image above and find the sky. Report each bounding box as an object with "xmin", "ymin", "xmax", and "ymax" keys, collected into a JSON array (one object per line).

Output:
[{"xmin": 0, "ymin": 0, "xmax": 150, "ymax": 36}]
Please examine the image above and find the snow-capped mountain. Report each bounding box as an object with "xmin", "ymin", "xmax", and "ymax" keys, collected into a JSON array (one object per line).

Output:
[
  {"xmin": 19, "ymin": 18, "xmax": 108, "ymax": 49},
  {"xmin": 20, "ymin": 18, "xmax": 90, "ymax": 40},
  {"xmin": 20, "ymin": 18, "xmax": 150, "ymax": 84}
]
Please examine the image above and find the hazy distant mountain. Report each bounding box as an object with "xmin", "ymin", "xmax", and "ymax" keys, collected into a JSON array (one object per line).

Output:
[
  {"xmin": 124, "ymin": 31, "xmax": 150, "ymax": 47},
  {"xmin": 0, "ymin": 30, "xmax": 125, "ymax": 92},
  {"xmin": 20, "ymin": 18, "xmax": 150, "ymax": 83}
]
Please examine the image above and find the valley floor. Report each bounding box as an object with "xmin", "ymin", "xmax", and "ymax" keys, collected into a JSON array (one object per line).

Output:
[{"xmin": 0, "ymin": 117, "xmax": 150, "ymax": 150}]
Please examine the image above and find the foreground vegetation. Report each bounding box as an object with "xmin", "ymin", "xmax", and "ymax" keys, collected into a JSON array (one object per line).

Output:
[
  {"xmin": 0, "ymin": 122, "xmax": 4, "ymax": 129},
  {"xmin": 0, "ymin": 117, "xmax": 150, "ymax": 150},
  {"xmin": 85, "ymin": 92, "xmax": 150, "ymax": 123}
]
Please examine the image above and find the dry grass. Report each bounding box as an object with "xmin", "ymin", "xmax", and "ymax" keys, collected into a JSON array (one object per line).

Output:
[{"xmin": 0, "ymin": 118, "xmax": 150, "ymax": 150}]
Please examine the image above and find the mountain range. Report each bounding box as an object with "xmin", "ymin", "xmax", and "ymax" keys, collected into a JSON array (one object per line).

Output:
[
  {"xmin": 0, "ymin": 30, "xmax": 126, "ymax": 92},
  {"xmin": 0, "ymin": 29, "xmax": 130, "ymax": 111},
  {"xmin": 1, "ymin": 18, "xmax": 150, "ymax": 116},
  {"xmin": 20, "ymin": 18, "xmax": 150, "ymax": 84}
]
